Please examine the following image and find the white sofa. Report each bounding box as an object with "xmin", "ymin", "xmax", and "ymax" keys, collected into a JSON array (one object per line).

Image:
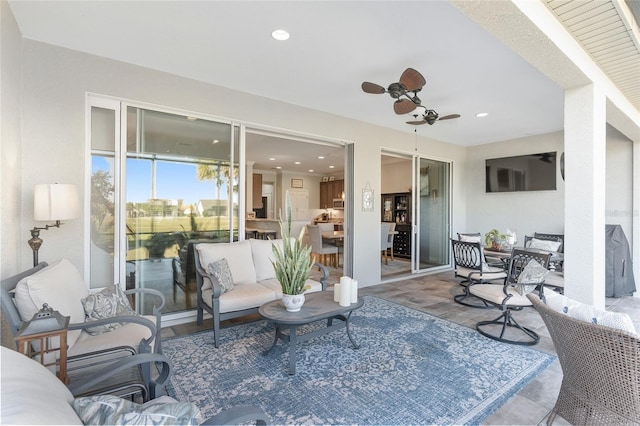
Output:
[{"xmin": 194, "ymin": 238, "xmax": 328, "ymax": 347}]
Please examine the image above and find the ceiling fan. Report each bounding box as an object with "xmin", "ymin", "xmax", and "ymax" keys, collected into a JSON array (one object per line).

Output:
[
  {"xmin": 361, "ymin": 68, "xmax": 426, "ymax": 114},
  {"xmin": 406, "ymin": 108, "xmax": 461, "ymax": 126}
]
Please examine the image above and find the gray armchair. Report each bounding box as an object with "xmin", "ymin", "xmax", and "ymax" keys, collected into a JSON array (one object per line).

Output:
[{"xmin": 1, "ymin": 260, "xmax": 165, "ymax": 397}]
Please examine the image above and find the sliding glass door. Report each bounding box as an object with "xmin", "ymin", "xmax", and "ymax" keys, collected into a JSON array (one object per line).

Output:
[{"xmin": 412, "ymin": 157, "xmax": 451, "ymax": 272}]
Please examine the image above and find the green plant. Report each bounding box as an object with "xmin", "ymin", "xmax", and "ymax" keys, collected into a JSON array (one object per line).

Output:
[
  {"xmin": 271, "ymin": 192, "xmax": 314, "ymax": 295},
  {"xmin": 484, "ymin": 228, "xmax": 507, "ymax": 247}
]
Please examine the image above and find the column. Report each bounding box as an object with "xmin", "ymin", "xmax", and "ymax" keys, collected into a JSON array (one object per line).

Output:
[{"xmin": 564, "ymin": 84, "xmax": 607, "ymax": 308}]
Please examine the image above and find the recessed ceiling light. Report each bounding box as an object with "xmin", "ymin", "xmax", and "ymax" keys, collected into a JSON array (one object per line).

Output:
[
  {"xmin": 186, "ymin": 116, "xmax": 197, "ymax": 121},
  {"xmin": 294, "ymin": 161, "xmax": 301, "ymax": 165},
  {"xmin": 212, "ymin": 139, "xmax": 219, "ymax": 144},
  {"xmin": 276, "ymin": 166, "xmax": 282, "ymax": 169},
  {"xmin": 271, "ymin": 29, "xmax": 290, "ymax": 41},
  {"xmin": 476, "ymin": 112, "xmax": 489, "ymax": 118},
  {"xmin": 269, "ymin": 157, "xmax": 276, "ymax": 161},
  {"xmin": 308, "ymin": 169, "xmax": 314, "ymax": 172},
  {"xmin": 318, "ymin": 156, "xmax": 325, "ymax": 159},
  {"xmin": 329, "ymin": 165, "xmax": 335, "ymax": 169}
]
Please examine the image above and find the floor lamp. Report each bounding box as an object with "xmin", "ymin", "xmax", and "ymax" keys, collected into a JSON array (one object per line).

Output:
[{"xmin": 28, "ymin": 184, "xmax": 80, "ymax": 267}]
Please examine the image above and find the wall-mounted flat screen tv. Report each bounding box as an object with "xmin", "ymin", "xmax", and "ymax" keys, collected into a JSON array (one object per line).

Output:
[{"xmin": 485, "ymin": 152, "xmax": 557, "ymax": 193}]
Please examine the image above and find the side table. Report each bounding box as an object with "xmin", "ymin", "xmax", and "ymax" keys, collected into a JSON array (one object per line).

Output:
[{"xmin": 15, "ymin": 315, "xmax": 70, "ymax": 384}]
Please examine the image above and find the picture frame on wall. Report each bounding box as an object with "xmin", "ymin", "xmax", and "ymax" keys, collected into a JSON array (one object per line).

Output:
[
  {"xmin": 291, "ymin": 178, "xmax": 303, "ymax": 188},
  {"xmin": 322, "ymin": 176, "xmax": 329, "ymax": 182},
  {"xmin": 362, "ymin": 188, "xmax": 374, "ymax": 212}
]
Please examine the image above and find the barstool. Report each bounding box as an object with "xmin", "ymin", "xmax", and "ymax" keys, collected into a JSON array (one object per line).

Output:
[
  {"xmin": 245, "ymin": 228, "xmax": 258, "ymax": 239},
  {"xmin": 256, "ymin": 230, "xmax": 277, "ymax": 240}
]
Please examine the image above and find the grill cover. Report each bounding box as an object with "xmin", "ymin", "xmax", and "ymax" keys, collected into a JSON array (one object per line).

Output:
[{"xmin": 605, "ymin": 224, "xmax": 636, "ymax": 297}]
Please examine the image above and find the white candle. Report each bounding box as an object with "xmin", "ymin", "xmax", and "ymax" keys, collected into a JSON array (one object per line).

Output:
[
  {"xmin": 333, "ymin": 283, "xmax": 341, "ymax": 302},
  {"xmin": 350, "ymin": 279, "xmax": 358, "ymax": 303},
  {"xmin": 339, "ymin": 276, "xmax": 351, "ymax": 306}
]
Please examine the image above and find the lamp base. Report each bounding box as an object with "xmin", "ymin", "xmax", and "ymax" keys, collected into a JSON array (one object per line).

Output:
[{"xmin": 28, "ymin": 228, "xmax": 42, "ymax": 267}]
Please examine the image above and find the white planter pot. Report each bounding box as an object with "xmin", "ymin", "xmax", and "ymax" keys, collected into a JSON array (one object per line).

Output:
[{"xmin": 282, "ymin": 293, "xmax": 305, "ymax": 312}]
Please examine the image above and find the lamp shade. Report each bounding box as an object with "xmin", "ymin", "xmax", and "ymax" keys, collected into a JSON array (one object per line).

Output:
[{"xmin": 33, "ymin": 184, "xmax": 80, "ymax": 221}]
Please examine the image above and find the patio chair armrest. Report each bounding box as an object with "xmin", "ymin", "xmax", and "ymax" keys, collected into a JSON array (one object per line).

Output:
[
  {"xmin": 200, "ymin": 405, "xmax": 269, "ymax": 426},
  {"xmin": 194, "ymin": 260, "xmax": 224, "ymax": 298},
  {"xmin": 125, "ymin": 287, "xmax": 166, "ymax": 312},
  {"xmin": 313, "ymin": 262, "xmax": 329, "ymax": 291}
]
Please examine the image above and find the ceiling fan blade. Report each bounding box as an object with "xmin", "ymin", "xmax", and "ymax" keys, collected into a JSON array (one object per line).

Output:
[
  {"xmin": 406, "ymin": 119, "xmax": 427, "ymax": 125},
  {"xmin": 399, "ymin": 68, "xmax": 426, "ymax": 92},
  {"xmin": 438, "ymin": 114, "xmax": 461, "ymax": 121},
  {"xmin": 361, "ymin": 82, "xmax": 386, "ymax": 94},
  {"xmin": 393, "ymin": 99, "xmax": 417, "ymax": 114}
]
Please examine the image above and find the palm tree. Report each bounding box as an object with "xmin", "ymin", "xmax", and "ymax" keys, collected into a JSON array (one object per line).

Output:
[{"xmin": 196, "ymin": 162, "xmax": 237, "ymax": 234}]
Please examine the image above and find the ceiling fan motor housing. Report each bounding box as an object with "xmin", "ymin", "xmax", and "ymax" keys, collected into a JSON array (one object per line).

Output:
[{"xmin": 387, "ymin": 82, "xmax": 406, "ymax": 99}]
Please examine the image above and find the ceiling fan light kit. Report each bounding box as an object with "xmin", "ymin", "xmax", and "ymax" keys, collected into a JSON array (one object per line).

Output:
[{"xmin": 362, "ymin": 68, "xmax": 461, "ymax": 126}]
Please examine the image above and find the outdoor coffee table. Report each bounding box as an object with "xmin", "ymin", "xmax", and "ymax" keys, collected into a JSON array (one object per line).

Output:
[{"xmin": 259, "ymin": 291, "xmax": 363, "ymax": 375}]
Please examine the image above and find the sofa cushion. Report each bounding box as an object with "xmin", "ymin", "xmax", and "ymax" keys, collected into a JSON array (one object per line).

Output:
[
  {"xmin": 196, "ymin": 241, "xmax": 256, "ymax": 290},
  {"xmin": 1, "ymin": 346, "xmax": 82, "ymax": 425},
  {"xmin": 73, "ymin": 395, "xmax": 201, "ymax": 426},
  {"xmin": 259, "ymin": 278, "xmax": 323, "ymax": 297},
  {"xmin": 544, "ymin": 290, "xmax": 637, "ymax": 334},
  {"xmin": 201, "ymin": 283, "xmax": 277, "ymax": 313},
  {"xmin": 81, "ymin": 284, "xmax": 139, "ymax": 335},
  {"xmin": 250, "ymin": 238, "xmax": 281, "ymax": 282},
  {"xmin": 208, "ymin": 259, "xmax": 234, "ymax": 293},
  {"xmin": 14, "ymin": 258, "xmax": 87, "ymax": 348}
]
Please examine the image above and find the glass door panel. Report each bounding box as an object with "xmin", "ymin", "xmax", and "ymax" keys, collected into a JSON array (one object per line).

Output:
[
  {"xmin": 125, "ymin": 107, "xmax": 235, "ymax": 314},
  {"xmin": 413, "ymin": 157, "xmax": 450, "ymax": 271}
]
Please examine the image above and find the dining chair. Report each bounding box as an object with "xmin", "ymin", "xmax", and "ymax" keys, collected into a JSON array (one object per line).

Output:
[
  {"xmin": 469, "ymin": 248, "xmax": 551, "ymax": 345},
  {"xmin": 525, "ymin": 232, "xmax": 564, "ymax": 271},
  {"xmin": 306, "ymin": 224, "xmax": 338, "ymax": 268},
  {"xmin": 380, "ymin": 222, "xmax": 390, "ymax": 264},
  {"xmin": 450, "ymin": 239, "xmax": 506, "ymax": 308},
  {"xmin": 385, "ymin": 222, "xmax": 396, "ymax": 262}
]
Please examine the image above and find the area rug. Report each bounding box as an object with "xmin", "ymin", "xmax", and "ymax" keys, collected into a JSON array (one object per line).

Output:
[{"xmin": 163, "ymin": 296, "xmax": 555, "ymax": 425}]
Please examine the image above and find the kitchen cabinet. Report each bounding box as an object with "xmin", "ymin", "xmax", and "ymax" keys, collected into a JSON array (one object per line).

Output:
[{"xmin": 319, "ymin": 179, "xmax": 344, "ymax": 209}]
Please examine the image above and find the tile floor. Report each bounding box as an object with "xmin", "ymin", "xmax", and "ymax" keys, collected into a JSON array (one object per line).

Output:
[{"xmin": 162, "ymin": 271, "xmax": 640, "ymax": 426}]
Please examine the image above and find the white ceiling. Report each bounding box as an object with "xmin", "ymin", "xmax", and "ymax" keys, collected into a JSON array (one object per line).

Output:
[{"xmin": 7, "ymin": 1, "xmax": 637, "ymax": 173}]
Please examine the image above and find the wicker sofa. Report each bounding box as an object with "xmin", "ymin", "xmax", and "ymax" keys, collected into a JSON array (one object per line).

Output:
[{"xmin": 194, "ymin": 238, "xmax": 328, "ymax": 347}]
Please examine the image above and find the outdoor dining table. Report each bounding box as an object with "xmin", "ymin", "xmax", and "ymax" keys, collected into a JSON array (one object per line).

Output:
[{"xmin": 484, "ymin": 247, "xmax": 564, "ymax": 269}]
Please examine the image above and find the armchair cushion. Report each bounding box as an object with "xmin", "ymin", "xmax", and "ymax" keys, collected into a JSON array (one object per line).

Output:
[
  {"xmin": 68, "ymin": 316, "xmax": 156, "ymax": 357},
  {"xmin": 208, "ymin": 259, "xmax": 234, "ymax": 293},
  {"xmin": 544, "ymin": 290, "xmax": 636, "ymax": 334},
  {"xmin": 73, "ymin": 395, "xmax": 201, "ymax": 426},
  {"xmin": 14, "ymin": 258, "xmax": 87, "ymax": 347},
  {"xmin": 81, "ymin": 284, "xmax": 139, "ymax": 335}
]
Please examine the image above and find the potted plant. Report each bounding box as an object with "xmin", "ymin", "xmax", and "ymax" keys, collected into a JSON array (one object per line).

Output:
[
  {"xmin": 271, "ymin": 192, "xmax": 314, "ymax": 312},
  {"xmin": 484, "ymin": 228, "xmax": 509, "ymax": 251}
]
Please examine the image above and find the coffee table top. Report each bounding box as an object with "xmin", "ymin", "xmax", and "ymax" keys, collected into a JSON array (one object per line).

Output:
[{"xmin": 259, "ymin": 291, "xmax": 363, "ymax": 325}]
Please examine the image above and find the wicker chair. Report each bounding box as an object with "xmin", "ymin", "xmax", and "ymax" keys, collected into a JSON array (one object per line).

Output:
[{"xmin": 528, "ymin": 293, "xmax": 640, "ymax": 425}]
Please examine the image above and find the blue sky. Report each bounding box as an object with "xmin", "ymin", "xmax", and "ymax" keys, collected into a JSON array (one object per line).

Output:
[{"xmin": 92, "ymin": 157, "xmax": 229, "ymax": 205}]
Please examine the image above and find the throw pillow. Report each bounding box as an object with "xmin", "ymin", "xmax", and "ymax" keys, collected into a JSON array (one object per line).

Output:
[
  {"xmin": 73, "ymin": 395, "xmax": 202, "ymax": 426},
  {"xmin": 544, "ymin": 290, "xmax": 637, "ymax": 334},
  {"xmin": 514, "ymin": 259, "xmax": 549, "ymax": 295},
  {"xmin": 528, "ymin": 238, "xmax": 562, "ymax": 252},
  {"xmin": 208, "ymin": 258, "xmax": 234, "ymax": 293},
  {"xmin": 81, "ymin": 284, "xmax": 139, "ymax": 335}
]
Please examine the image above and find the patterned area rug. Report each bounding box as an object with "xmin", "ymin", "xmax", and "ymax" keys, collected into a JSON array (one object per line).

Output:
[{"xmin": 164, "ymin": 296, "xmax": 555, "ymax": 425}]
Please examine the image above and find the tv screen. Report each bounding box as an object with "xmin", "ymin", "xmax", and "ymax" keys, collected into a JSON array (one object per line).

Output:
[{"xmin": 485, "ymin": 152, "xmax": 557, "ymax": 193}]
